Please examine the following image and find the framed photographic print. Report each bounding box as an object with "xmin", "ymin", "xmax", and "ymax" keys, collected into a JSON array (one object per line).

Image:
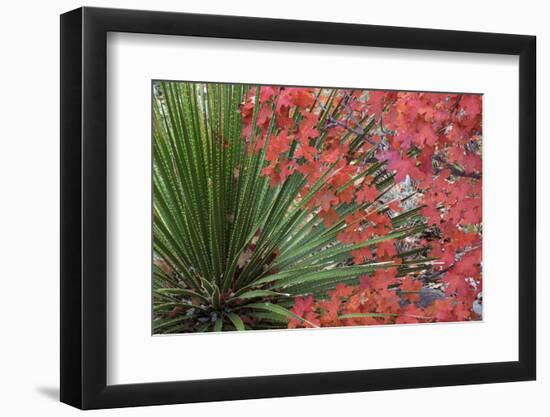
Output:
[{"xmin": 60, "ymin": 6, "xmax": 536, "ymax": 410}]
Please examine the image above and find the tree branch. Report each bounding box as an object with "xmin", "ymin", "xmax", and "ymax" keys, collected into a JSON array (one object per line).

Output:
[{"xmin": 325, "ymin": 115, "xmax": 378, "ymax": 146}]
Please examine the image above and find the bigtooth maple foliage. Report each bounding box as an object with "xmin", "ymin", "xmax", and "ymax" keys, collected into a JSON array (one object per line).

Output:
[{"xmin": 240, "ymin": 86, "xmax": 482, "ymax": 328}]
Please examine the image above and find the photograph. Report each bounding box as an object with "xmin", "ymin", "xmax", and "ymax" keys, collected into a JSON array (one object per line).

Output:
[{"xmin": 152, "ymin": 81, "xmax": 483, "ymax": 334}]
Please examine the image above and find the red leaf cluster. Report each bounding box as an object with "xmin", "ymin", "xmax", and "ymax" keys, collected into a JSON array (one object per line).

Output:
[{"xmin": 240, "ymin": 86, "xmax": 483, "ymax": 328}]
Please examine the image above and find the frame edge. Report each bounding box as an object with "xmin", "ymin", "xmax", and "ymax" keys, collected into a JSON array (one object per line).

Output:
[
  {"xmin": 518, "ymin": 34, "xmax": 537, "ymax": 380},
  {"xmin": 60, "ymin": 7, "xmax": 84, "ymax": 409}
]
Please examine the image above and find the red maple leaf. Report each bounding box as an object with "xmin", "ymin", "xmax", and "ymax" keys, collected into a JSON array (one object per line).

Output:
[
  {"xmin": 376, "ymin": 240, "xmax": 397, "ymax": 259},
  {"xmin": 430, "ymin": 299, "xmax": 455, "ymax": 322},
  {"xmin": 376, "ymin": 288, "xmax": 401, "ymax": 314},
  {"xmin": 369, "ymin": 268, "xmax": 398, "ymax": 290},
  {"xmin": 355, "ymin": 183, "xmax": 378, "ymax": 204},
  {"xmin": 265, "ymin": 130, "xmax": 292, "ymax": 161},
  {"xmin": 259, "ymin": 86, "xmax": 277, "ymax": 103},
  {"xmin": 256, "ymin": 104, "xmax": 273, "ymax": 127},
  {"xmin": 319, "ymin": 207, "xmax": 339, "ymax": 227},
  {"xmin": 278, "ymin": 160, "xmax": 296, "ymax": 183},
  {"xmin": 380, "ymin": 150, "xmax": 425, "ymax": 183},
  {"xmin": 351, "ymin": 246, "xmax": 372, "ymax": 264},
  {"xmin": 290, "ymin": 88, "xmax": 316, "ymax": 108},
  {"xmin": 316, "ymin": 188, "xmax": 339, "ymax": 211},
  {"xmin": 275, "ymin": 88, "xmax": 294, "ymax": 112},
  {"xmin": 454, "ymin": 249, "xmax": 481, "ymax": 277},
  {"xmin": 460, "ymin": 95, "xmax": 482, "ymax": 118},
  {"xmin": 400, "ymin": 276, "xmax": 422, "ymax": 302},
  {"xmin": 295, "ymin": 144, "xmax": 317, "ymax": 162}
]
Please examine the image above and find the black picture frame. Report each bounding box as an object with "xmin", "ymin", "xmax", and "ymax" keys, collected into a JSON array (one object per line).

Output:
[{"xmin": 60, "ymin": 6, "xmax": 536, "ymax": 410}]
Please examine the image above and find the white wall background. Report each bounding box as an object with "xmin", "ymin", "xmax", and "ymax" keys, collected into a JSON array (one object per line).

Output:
[{"xmin": 0, "ymin": 0, "xmax": 545, "ymax": 415}]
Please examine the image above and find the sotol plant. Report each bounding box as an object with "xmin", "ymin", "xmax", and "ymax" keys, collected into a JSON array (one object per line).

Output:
[{"xmin": 152, "ymin": 82, "xmax": 432, "ymax": 333}]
